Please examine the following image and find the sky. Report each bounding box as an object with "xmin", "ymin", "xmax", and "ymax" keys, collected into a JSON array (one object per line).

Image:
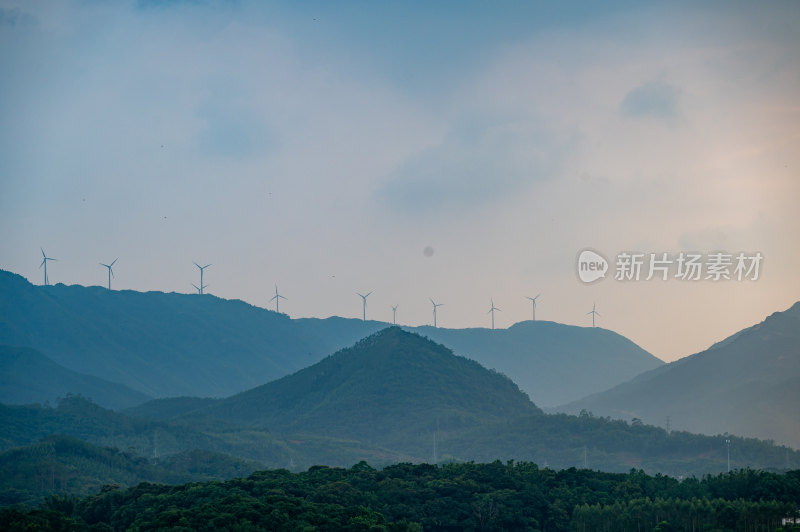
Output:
[{"xmin": 1, "ymin": 0, "xmax": 798, "ymax": 363}]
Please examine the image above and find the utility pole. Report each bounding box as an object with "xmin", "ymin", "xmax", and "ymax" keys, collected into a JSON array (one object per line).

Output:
[{"xmin": 726, "ymin": 439, "xmax": 731, "ymax": 472}]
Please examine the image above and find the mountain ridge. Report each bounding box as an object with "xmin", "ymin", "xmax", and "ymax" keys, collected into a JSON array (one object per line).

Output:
[
  {"xmin": 0, "ymin": 268, "xmax": 662, "ymax": 406},
  {"xmin": 556, "ymin": 301, "xmax": 800, "ymax": 449}
]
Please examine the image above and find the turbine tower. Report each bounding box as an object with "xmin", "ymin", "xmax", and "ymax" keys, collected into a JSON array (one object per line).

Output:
[
  {"xmin": 270, "ymin": 284, "xmax": 287, "ymax": 313},
  {"xmin": 39, "ymin": 248, "xmax": 56, "ymax": 286},
  {"xmin": 391, "ymin": 305, "xmax": 398, "ymax": 325},
  {"xmin": 357, "ymin": 291, "xmax": 372, "ymax": 321},
  {"xmin": 488, "ymin": 299, "xmax": 501, "ymax": 329},
  {"xmin": 193, "ymin": 262, "xmax": 211, "ymax": 295},
  {"xmin": 525, "ymin": 294, "xmax": 541, "ymax": 321},
  {"xmin": 100, "ymin": 258, "xmax": 118, "ymax": 290},
  {"xmin": 430, "ymin": 298, "xmax": 443, "ymax": 328},
  {"xmin": 587, "ymin": 302, "xmax": 601, "ymax": 327}
]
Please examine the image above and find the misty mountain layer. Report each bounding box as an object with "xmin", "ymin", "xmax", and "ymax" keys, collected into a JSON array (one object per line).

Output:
[
  {"xmin": 557, "ymin": 301, "xmax": 800, "ymax": 449},
  {"xmin": 0, "ymin": 270, "xmax": 661, "ymax": 407}
]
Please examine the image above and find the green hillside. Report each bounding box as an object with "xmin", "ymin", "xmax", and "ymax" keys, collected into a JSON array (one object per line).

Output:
[
  {"xmin": 0, "ymin": 435, "xmax": 262, "ymax": 506},
  {"xmin": 199, "ymin": 327, "xmax": 541, "ymax": 455}
]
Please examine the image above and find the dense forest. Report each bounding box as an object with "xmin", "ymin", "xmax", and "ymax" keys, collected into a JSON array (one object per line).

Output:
[{"xmin": 2, "ymin": 461, "xmax": 799, "ymax": 531}]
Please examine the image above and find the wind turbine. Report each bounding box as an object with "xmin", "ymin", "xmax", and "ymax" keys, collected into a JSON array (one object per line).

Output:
[
  {"xmin": 488, "ymin": 299, "xmax": 501, "ymax": 329},
  {"xmin": 270, "ymin": 284, "xmax": 287, "ymax": 313},
  {"xmin": 357, "ymin": 291, "xmax": 372, "ymax": 321},
  {"xmin": 430, "ymin": 298, "xmax": 443, "ymax": 328},
  {"xmin": 587, "ymin": 302, "xmax": 601, "ymax": 327},
  {"xmin": 391, "ymin": 305, "xmax": 398, "ymax": 325},
  {"xmin": 39, "ymin": 248, "xmax": 56, "ymax": 286},
  {"xmin": 99, "ymin": 258, "xmax": 118, "ymax": 290},
  {"xmin": 525, "ymin": 294, "xmax": 541, "ymax": 321},
  {"xmin": 193, "ymin": 262, "xmax": 211, "ymax": 295}
]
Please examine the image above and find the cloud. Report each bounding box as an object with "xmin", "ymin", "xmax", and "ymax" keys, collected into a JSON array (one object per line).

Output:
[
  {"xmin": 620, "ymin": 81, "xmax": 679, "ymax": 119},
  {"xmin": 379, "ymin": 116, "xmax": 573, "ymax": 214},
  {"xmin": 194, "ymin": 96, "xmax": 274, "ymax": 158},
  {"xmin": 0, "ymin": 7, "xmax": 36, "ymax": 26}
]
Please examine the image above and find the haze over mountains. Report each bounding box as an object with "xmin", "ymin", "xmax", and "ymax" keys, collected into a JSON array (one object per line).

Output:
[
  {"xmin": 3, "ymin": 265, "xmax": 799, "ymax": 505},
  {"xmin": 0, "ymin": 345, "xmax": 149, "ymax": 410},
  {"xmin": 2, "ymin": 327, "xmax": 796, "ymax": 502},
  {"xmin": 410, "ymin": 323, "xmax": 661, "ymax": 406},
  {"xmin": 0, "ymin": 269, "xmax": 661, "ymax": 407},
  {"xmin": 558, "ymin": 302, "xmax": 800, "ymax": 449}
]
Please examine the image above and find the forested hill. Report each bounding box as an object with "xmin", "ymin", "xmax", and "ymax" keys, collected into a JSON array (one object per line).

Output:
[
  {"xmin": 126, "ymin": 330, "xmax": 799, "ymax": 477},
  {"xmin": 4, "ymin": 462, "xmax": 799, "ymax": 531},
  {"xmin": 0, "ymin": 269, "xmax": 661, "ymax": 406},
  {"xmin": 194, "ymin": 327, "xmax": 540, "ymax": 454},
  {"xmin": 557, "ymin": 301, "xmax": 800, "ymax": 449},
  {"xmin": 0, "ymin": 435, "xmax": 262, "ymax": 507}
]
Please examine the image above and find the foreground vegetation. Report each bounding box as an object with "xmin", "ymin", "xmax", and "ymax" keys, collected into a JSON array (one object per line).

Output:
[{"xmin": 2, "ymin": 461, "xmax": 799, "ymax": 531}]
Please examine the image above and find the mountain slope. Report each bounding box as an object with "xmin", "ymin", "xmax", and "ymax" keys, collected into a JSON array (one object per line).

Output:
[
  {"xmin": 0, "ymin": 270, "xmax": 662, "ymax": 405},
  {"xmin": 557, "ymin": 301, "xmax": 800, "ymax": 448},
  {"xmin": 198, "ymin": 327, "xmax": 541, "ymax": 453},
  {"xmin": 409, "ymin": 321, "xmax": 662, "ymax": 407},
  {"xmin": 0, "ymin": 435, "xmax": 262, "ymax": 506},
  {"xmin": 0, "ymin": 270, "xmax": 386, "ymax": 397},
  {"xmin": 0, "ymin": 345, "xmax": 150, "ymax": 410}
]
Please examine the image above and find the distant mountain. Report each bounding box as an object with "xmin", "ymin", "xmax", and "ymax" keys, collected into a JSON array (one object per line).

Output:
[
  {"xmin": 0, "ymin": 345, "xmax": 150, "ymax": 410},
  {"xmin": 409, "ymin": 322, "xmax": 662, "ymax": 407},
  {"xmin": 0, "ymin": 269, "xmax": 386, "ymax": 398},
  {"xmin": 197, "ymin": 327, "xmax": 540, "ymax": 455},
  {"xmin": 557, "ymin": 302, "xmax": 800, "ymax": 449},
  {"xmin": 0, "ymin": 270, "xmax": 662, "ymax": 406}
]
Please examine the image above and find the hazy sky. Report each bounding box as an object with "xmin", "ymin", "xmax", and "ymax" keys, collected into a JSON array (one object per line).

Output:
[{"xmin": 1, "ymin": 0, "xmax": 798, "ymax": 362}]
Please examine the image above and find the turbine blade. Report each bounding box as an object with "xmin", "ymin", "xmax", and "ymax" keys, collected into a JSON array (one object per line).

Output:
[
  {"xmin": 193, "ymin": 261, "xmax": 200, "ymax": 268},
  {"xmin": 366, "ymin": 291, "xmax": 372, "ymax": 298},
  {"xmin": 270, "ymin": 295, "xmax": 278, "ymax": 301},
  {"xmin": 204, "ymin": 264, "xmax": 211, "ymax": 269},
  {"xmin": 111, "ymin": 269, "xmax": 115, "ymax": 278},
  {"xmin": 111, "ymin": 258, "xmax": 118, "ymax": 266},
  {"xmin": 41, "ymin": 247, "xmax": 45, "ymax": 257}
]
